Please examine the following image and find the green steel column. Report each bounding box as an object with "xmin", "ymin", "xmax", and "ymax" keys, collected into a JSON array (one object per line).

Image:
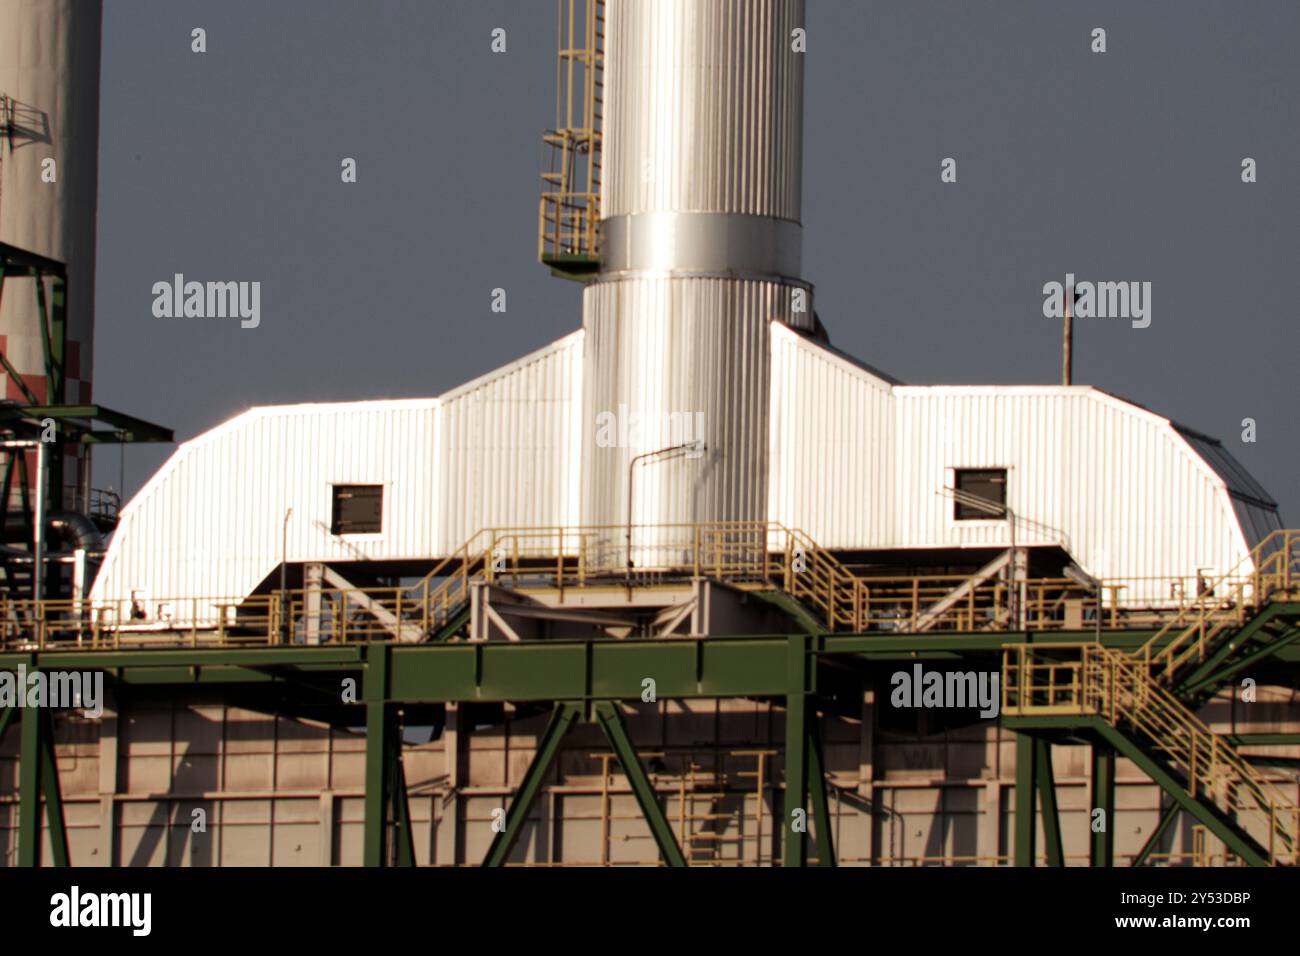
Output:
[
  {"xmin": 40, "ymin": 710, "xmax": 69, "ymax": 867},
  {"xmin": 782, "ymin": 635, "xmax": 809, "ymax": 868},
  {"xmin": 1090, "ymin": 743, "xmax": 1115, "ymax": 867},
  {"xmin": 0, "ymin": 703, "xmax": 14, "ymax": 743},
  {"xmin": 1131, "ymin": 799, "xmax": 1180, "ymax": 868},
  {"xmin": 807, "ymin": 714, "xmax": 836, "ymax": 867},
  {"xmin": 1014, "ymin": 732, "xmax": 1037, "ymax": 867},
  {"xmin": 482, "ymin": 701, "xmax": 580, "ymax": 867},
  {"xmin": 362, "ymin": 644, "xmax": 392, "ymax": 867},
  {"xmin": 392, "ymin": 741, "xmax": 415, "ymax": 868},
  {"xmin": 594, "ymin": 700, "xmax": 686, "ymax": 867},
  {"xmin": 18, "ymin": 708, "xmax": 41, "ymax": 866},
  {"xmin": 1035, "ymin": 738, "xmax": 1064, "ymax": 867},
  {"xmin": 50, "ymin": 275, "xmax": 67, "ymax": 403}
]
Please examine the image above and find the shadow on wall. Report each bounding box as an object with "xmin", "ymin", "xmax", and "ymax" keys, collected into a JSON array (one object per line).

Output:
[{"xmin": 1, "ymin": 97, "xmax": 52, "ymax": 148}]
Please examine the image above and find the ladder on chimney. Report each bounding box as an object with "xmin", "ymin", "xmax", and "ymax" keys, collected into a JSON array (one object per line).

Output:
[{"xmin": 538, "ymin": 0, "xmax": 604, "ymax": 279}]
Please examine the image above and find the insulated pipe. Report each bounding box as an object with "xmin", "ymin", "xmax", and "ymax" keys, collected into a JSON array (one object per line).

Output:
[{"xmin": 581, "ymin": 0, "xmax": 811, "ymax": 563}]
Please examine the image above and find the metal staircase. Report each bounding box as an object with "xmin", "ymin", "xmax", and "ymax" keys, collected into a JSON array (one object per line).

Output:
[
  {"xmin": 1136, "ymin": 530, "xmax": 1300, "ymax": 687},
  {"xmin": 1005, "ymin": 642, "xmax": 1298, "ymax": 864},
  {"xmin": 1003, "ymin": 530, "xmax": 1300, "ymax": 865}
]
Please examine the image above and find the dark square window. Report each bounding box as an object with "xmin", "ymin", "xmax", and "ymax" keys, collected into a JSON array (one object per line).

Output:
[
  {"xmin": 954, "ymin": 469, "xmax": 1007, "ymax": 520},
  {"xmin": 331, "ymin": 484, "xmax": 383, "ymax": 534}
]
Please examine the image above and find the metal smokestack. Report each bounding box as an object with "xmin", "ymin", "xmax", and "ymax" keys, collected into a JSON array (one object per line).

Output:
[
  {"xmin": 582, "ymin": 0, "xmax": 812, "ymax": 565},
  {"xmin": 0, "ymin": 0, "xmax": 103, "ymax": 510}
]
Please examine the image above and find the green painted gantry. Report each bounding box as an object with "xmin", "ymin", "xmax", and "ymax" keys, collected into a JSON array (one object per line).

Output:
[{"xmin": 4, "ymin": 620, "xmax": 1300, "ymax": 867}]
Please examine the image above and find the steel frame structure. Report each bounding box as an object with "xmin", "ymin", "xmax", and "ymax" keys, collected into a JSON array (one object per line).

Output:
[{"xmin": 5, "ymin": 615, "xmax": 1300, "ymax": 867}]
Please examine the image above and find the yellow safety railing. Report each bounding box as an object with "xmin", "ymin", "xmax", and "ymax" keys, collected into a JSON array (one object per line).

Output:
[
  {"xmin": 8, "ymin": 522, "xmax": 1300, "ymax": 652},
  {"xmin": 538, "ymin": 0, "xmax": 603, "ymax": 268},
  {"xmin": 1136, "ymin": 529, "xmax": 1300, "ymax": 681},
  {"xmin": 1004, "ymin": 642, "xmax": 1298, "ymax": 865}
]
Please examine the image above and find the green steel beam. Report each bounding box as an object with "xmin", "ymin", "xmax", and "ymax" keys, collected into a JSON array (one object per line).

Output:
[
  {"xmin": 0, "ymin": 454, "xmax": 15, "ymax": 525},
  {"xmin": 1175, "ymin": 605, "xmax": 1282, "ymax": 693},
  {"xmin": 1227, "ymin": 733, "xmax": 1300, "ymax": 746},
  {"xmin": 392, "ymin": 741, "xmax": 415, "ymax": 868},
  {"xmin": 5, "ymin": 625, "xmax": 1300, "ymax": 707},
  {"xmin": 17, "ymin": 450, "xmax": 32, "ymax": 536},
  {"xmin": 18, "ymin": 707, "xmax": 41, "ymax": 866},
  {"xmin": 34, "ymin": 271, "xmax": 55, "ymax": 398},
  {"xmin": 1090, "ymin": 743, "xmax": 1115, "ymax": 867},
  {"xmin": 1035, "ymin": 738, "xmax": 1064, "ymax": 867},
  {"xmin": 593, "ymin": 700, "xmax": 686, "ymax": 868},
  {"xmin": 362, "ymin": 644, "xmax": 392, "ymax": 867},
  {"xmin": 482, "ymin": 701, "xmax": 581, "ymax": 867},
  {"xmin": 1088, "ymin": 718, "xmax": 1270, "ymax": 867},
  {"xmin": 49, "ymin": 276, "xmax": 66, "ymax": 405},
  {"xmin": 0, "ymin": 647, "xmax": 364, "ymax": 669},
  {"xmin": 1181, "ymin": 626, "xmax": 1300, "ymax": 700},
  {"xmin": 0, "ymin": 350, "xmax": 39, "ymax": 405},
  {"xmin": 39, "ymin": 709, "xmax": 69, "ymax": 867},
  {"xmin": 0, "ymin": 404, "xmax": 174, "ymax": 444},
  {"xmin": 0, "ymin": 241, "xmax": 66, "ymax": 276},
  {"xmin": 1131, "ymin": 799, "xmax": 1181, "ymax": 868},
  {"xmin": 819, "ymin": 629, "xmax": 1163, "ymax": 657},
  {"xmin": 751, "ymin": 590, "xmax": 825, "ymax": 635},
  {"xmin": 782, "ymin": 635, "xmax": 809, "ymax": 868},
  {"xmin": 807, "ymin": 713, "xmax": 836, "ymax": 867},
  {"xmin": 432, "ymin": 604, "xmax": 471, "ymax": 642},
  {"xmin": 1014, "ymin": 733, "xmax": 1037, "ymax": 867},
  {"xmin": 0, "ymin": 703, "xmax": 13, "ymax": 744}
]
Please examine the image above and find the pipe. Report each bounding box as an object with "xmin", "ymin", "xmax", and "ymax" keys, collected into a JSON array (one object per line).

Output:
[
  {"xmin": 33, "ymin": 441, "xmax": 45, "ymax": 601},
  {"xmin": 49, "ymin": 511, "xmax": 104, "ymax": 553}
]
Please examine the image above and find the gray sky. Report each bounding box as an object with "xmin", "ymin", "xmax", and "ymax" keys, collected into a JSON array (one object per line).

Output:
[{"xmin": 95, "ymin": 1, "xmax": 1300, "ymax": 519}]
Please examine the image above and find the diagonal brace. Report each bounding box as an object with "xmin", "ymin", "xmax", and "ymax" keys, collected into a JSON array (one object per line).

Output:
[
  {"xmin": 482, "ymin": 701, "xmax": 581, "ymax": 867},
  {"xmin": 594, "ymin": 701, "xmax": 686, "ymax": 867}
]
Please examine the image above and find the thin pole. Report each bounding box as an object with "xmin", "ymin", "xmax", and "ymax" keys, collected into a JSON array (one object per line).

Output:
[
  {"xmin": 1062, "ymin": 283, "xmax": 1073, "ymax": 385},
  {"xmin": 625, "ymin": 441, "xmax": 706, "ymax": 590},
  {"xmin": 281, "ymin": 507, "xmax": 293, "ymax": 641},
  {"xmin": 34, "ymin": 441, "xmax": 46, "ymax": 603}
]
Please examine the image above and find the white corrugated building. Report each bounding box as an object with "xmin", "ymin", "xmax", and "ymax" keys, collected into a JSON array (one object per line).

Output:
[
  {"xmin": 89, "ymin": 0, "xmax": 1281, "ymax": 625},
  {"xmin": 90, "ymin": 320, "xmax": 1279, "ymax": 621}
]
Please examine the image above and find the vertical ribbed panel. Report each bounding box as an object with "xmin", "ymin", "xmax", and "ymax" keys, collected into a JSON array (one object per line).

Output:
[
  {"xmin": 90, "ymin": 400, "xmax": 442, "ymax": 624},
  {"xmin": 582, "ymin": 278, "xmax": 802, "ymax": 562},
  {"xmin": 90, "ymin": 334, "xmax": 584, "ymax": 624},
  {"xmin": 768, "ymin": 325, "xmax": 1261, "ymax": 606},
  {"xmin": 436, "ymin": 332, "xmax": 583, "ymax": 548},
  {"xmin": 768, "ymin": 323, "xmax": 896, "ymax": 547},
  {"xmin": 603, "ymin": 0, "xmax": 804, "ymax": 220}
]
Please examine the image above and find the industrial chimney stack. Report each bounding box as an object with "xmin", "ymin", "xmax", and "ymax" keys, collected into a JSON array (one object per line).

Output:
[{"xmin": 581, "ymin": 0, "xmax": 812, "ymax": 564}]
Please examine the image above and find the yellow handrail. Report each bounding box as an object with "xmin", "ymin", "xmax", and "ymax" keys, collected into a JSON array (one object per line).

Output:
[{"xmin": 1004, "ymin": 642, "xmax": 1296, "ymax": 864}]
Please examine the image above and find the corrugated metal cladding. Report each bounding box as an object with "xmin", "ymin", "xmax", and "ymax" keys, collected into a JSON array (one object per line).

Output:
[
  {"xmin": 767, "ymin": 325, "xmax": 1263, "ymax": 605},
  {"xmin": 602, "ymin": 0, "xmax": 805, "ymax": 220},
  {"xmin": 90, "ymin": 334, "xmax": 583, "ymax": 621},
  {"xmin": 768, "ymin": 323, "xmax": 895, "ymax": 546},
  {"xmin": 436, "ymin": 331, "xmax": 583, "ymax": 547},
  {"xmin": 581, "ymin": 279, "xmax": 806, "ymax": 561}
]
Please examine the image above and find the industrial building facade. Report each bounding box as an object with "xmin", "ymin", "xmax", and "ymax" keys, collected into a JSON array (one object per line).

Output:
[{"xmin": 3, "ymin": 0, "xmax": 1300, "ymax": 870}]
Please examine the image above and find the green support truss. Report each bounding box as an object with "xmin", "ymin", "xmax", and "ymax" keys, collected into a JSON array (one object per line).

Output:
[
  {"xmin": 482, "ymin": 701, "xmax": 581, "ymax": 867},
  {"xmin": 6, "ymin": 606, "xmax": 1300, "ymax": 868},
  {"xmin": 593, "ymin": 701, "xmax": 686, "ymax": 867}
]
